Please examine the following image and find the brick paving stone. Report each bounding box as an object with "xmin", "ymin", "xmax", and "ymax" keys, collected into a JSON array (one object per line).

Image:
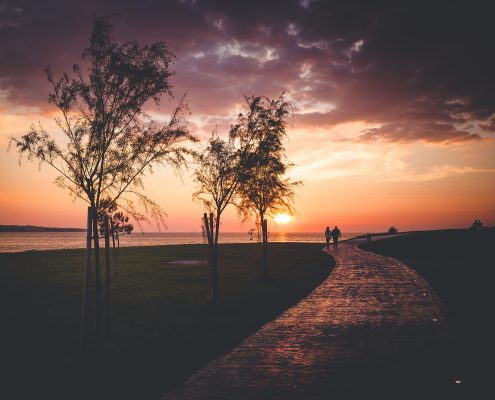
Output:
[{"xmin": 162, "ymin": 240, "xmax": 452, "ymax": 399}]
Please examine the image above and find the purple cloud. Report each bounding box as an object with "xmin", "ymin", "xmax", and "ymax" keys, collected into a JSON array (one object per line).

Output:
[{"xmin": 1, "ymin": 0, "xmax": 494, "ymax": 143}]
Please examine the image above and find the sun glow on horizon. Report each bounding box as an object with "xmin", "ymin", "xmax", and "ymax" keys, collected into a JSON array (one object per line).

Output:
[{"xmin": 274, "ymin": 213, "xmax": 292, "ymax": 224}]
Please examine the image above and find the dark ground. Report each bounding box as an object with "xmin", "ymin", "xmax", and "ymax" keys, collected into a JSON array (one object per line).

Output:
[
  {"xmin": 361, "ymin": 228, "xmax": 495, "ymax": 392},
  {"xmin": 163, "ymin": 241, "xmax": 465, "ymax": 400},
  {"xmin": 0, "ymin": 243, "xmax": 333, "ymax": 400}
]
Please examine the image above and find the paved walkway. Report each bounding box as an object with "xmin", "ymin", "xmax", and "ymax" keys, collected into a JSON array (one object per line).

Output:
[{"xmin": 162, "ymin": 240, "xmax": 452, "ymax": 399}]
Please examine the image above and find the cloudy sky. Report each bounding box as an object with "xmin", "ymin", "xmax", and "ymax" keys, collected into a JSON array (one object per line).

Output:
[{"xmin": 1, "ymin": 0, "xmax": 494, "ymax": 232}]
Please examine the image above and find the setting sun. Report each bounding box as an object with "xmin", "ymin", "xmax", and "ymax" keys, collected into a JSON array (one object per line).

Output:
[
  {"xmin": 0, "ymin": 3, "xmax": 493, "ymax": 398},
  {"xmin": 274, "ymin": 214, "xmax": 292, "ymax": 224}
]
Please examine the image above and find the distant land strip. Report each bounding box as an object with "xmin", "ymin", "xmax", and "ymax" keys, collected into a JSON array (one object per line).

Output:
[{"xmin": 0, "ymin": 225, "xmax": 85, "ymax": 232}]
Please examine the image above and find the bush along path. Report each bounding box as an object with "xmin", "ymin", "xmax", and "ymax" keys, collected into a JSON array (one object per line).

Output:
[{"xmin": 162, "ymin": 239, "xmax": 462, "ymax": 399}]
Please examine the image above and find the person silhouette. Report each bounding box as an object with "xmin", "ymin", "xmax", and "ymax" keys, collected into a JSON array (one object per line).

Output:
[
  {"xmin": 324, "ymin": 226, "xmax": 331, "ymax": 249},
  {"xmin": 332, "ymin": 226, "xmax": 341, "ymax": 248},
  {"xmin": 470, "ymin": 219, "xmax": 483, "ymax": 229}
]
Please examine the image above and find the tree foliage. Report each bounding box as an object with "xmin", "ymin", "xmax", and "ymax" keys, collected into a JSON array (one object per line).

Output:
[
  {"xmin": 231, "ymin": 93, "xmax": 301, "ymax": 277},
  {"xmin": 12, "ymin": 16, "xmax": 196, "ymax": 219},
  {"xmin": 98, "ymin": 199, "xmax": 133, "ymax": 237},
  {"xmin": 231, "ymin": 94, "xmax": 300, "ymax": 224},
  {"xmin": 388, "ymin": 226, "xmax": 398, "ymax": 234},
  {"xmin": 193, "ymin": 133, "xmax": 241, "ymax": 301},
  {"xmin": 10, "ymin": 16, "xmax": 196, "ymax": 348},
  {"xmin": 98, "ymin": 199, "xmax": 133, "ymax": 277},
  {"xmin": 193, "ymin": 134, "xmax": 239, "ymax": 240}
]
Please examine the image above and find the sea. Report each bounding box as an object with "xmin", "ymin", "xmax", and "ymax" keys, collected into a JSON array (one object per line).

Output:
[{"xmin": 0, "ymin": 231, "xmax": 363, "ymax": 253}]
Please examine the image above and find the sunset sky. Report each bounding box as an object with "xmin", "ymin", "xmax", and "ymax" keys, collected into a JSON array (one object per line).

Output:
[{"xmin": 1, "ymin": 0, "xmax": 494, "ymax": 232}]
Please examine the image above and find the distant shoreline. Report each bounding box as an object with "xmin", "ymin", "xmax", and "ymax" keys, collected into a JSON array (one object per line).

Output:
[
  {"xmin": 2, "ymin": 227, "xmax": 489, "ymax": 253},
  {"xmin": 0, "ymin": 231, "xmax": 360, "ymax": 254},
  {"xmin": 0, "ymin": 225, "xmax": 85, "ymax": 233}
]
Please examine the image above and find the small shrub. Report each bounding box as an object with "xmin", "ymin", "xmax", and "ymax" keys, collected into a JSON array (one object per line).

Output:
[{"xmin": 388, "ymin": 226, "xmax": 398, "ymax": 234}]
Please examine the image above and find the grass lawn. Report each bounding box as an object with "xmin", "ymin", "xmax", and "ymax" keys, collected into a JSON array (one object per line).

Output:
[
  {"xmin": 0, "ymin": 242, "xmax": 333, "ymax": 400},
  {"xmin": 360, "ymin": 228, "xmax": 495, "ymax": 388}
]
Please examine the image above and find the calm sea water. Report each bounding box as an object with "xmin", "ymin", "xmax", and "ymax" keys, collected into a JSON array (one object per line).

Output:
[{"xmin": 0, "ymin": 231, "xmax": 362, "ymax": 253}]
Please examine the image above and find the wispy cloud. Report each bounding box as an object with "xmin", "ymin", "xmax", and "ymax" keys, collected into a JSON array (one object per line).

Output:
[{"xmin": 390, "ymin": 165, "xmax": 495, "ymax": 182}]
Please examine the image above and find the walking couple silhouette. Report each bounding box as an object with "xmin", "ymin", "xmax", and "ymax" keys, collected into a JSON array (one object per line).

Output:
[{"xmin": 325, "ymin": 226, "xmax": 341, "ymax": 249}]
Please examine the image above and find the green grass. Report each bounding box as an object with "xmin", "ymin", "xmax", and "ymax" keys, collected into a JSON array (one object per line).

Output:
[
  {"xmin": 0, "ymin": 242, "xmax": 333, "ymax": 400},
  {"xmin": 360, "ymin": 228, "xmax": 494, "ymax": 386}
]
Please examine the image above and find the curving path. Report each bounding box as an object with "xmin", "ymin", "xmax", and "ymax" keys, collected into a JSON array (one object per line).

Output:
[{"xmin": 162, "ymin": 240, "xmax": 453, "ymax": 399}]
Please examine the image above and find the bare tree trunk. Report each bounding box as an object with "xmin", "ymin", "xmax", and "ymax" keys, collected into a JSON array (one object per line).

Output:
[
  {"xmin": 212, "ymin": 212, "xmax": 220, "ymax": 302},
  {"xmin": 203, "ymin": 213, "xmax": 219, "ymax": 302},
  {"xmin": 112, "ymin": 231, "xmax": 118, "ymax": 276},
  {"xmin": 81, "ymin": 207, "xmax": 92, "ymax": 351},
  {"xmin": 117, "ymin": 236, "xmax": 120, "ymax": 275},
  {"xmin": 91, "ymin": 205, "xmax": 102, "ymax": 350},
  {"xmin": 104, "ymin": 215, "xmax": 111, "ymax": 343},
  {"xmin": 209, "ymin": 212, "xmax": 219, "ymax": 302},
  {"xmin": 211, "ymin": 243, "xmax": 219, "ymax": 302},
  {"xmin": 261, "ymin": 218, "xmax": 269, "ymax": 279},
  {"xmin": 203, "ymin": 213, "xmax": 212, "ymax": 278}
]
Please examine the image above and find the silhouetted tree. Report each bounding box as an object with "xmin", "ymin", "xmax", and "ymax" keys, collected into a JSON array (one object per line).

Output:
[
  {"xmin": 388, "ymin": 226, "xmax": 398, "ymax": 234},
  {"xmin": 11, "ymin": 16, "xmax": 196, "ymax": 349},
  {"xmin": 231, "ymin": 94, "xmax": 300, "ymax": 278},
  {"xmin": 109, "ymin": 212, "xmax": 133, "ymax": 274},
  {"xmin": 193, "ymin": 133, "xmax": 241, "ymax": 302},
  {"xmin": 97, "ymin": 200, "xmax": 133, "ymax": 339},
  {"xmin": 98, "ymin": 200, "xmax": 133, "ymax": 276}
]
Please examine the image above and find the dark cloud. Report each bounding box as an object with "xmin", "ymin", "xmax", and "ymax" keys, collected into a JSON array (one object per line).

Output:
[
  {"xmin": 1, "ymin": 0, "xmax": 494, "ymax": 142},
  {"xmin": 358, "ymin": 122, "xmax": 480, "ymax": 144}
]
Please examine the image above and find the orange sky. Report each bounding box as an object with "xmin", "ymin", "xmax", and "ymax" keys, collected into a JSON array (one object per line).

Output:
[
  {"xmin": 1, "ymin": 113, "xmax": 494, "ymax": 232},
  {"xmin": 1, "ymin": 4, "xmax": 495, "ymax": 232}
]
